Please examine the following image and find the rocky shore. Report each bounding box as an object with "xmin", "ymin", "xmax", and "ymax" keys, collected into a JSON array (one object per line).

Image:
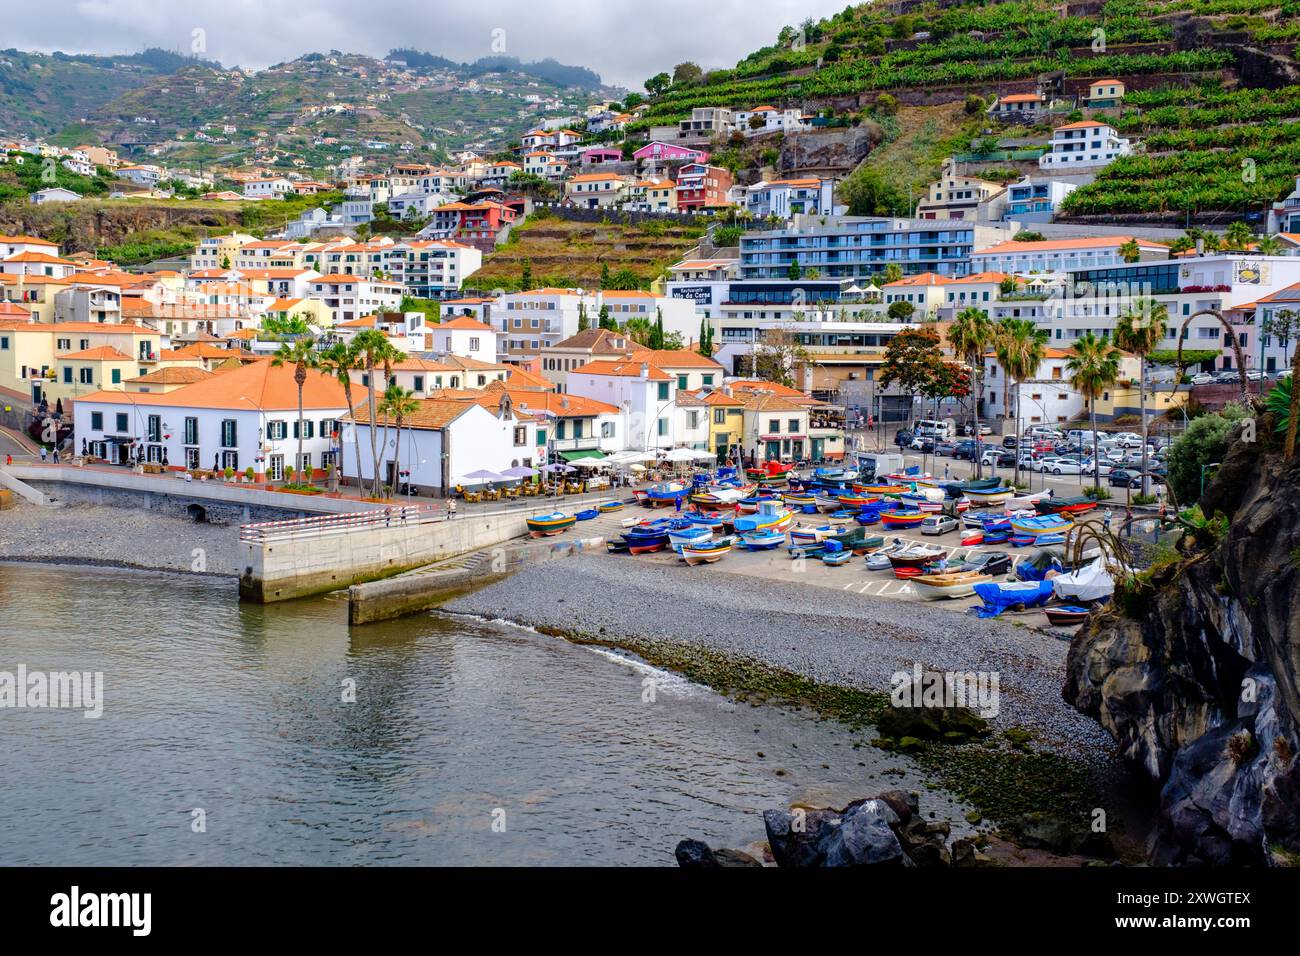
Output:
[
  {"xmin": 0, "ymin": 500, "xmax": 241, "ymax": 576},
  {"xmin": 444, "ymin": 553, "xmax": 1114, "ymax": 758}
]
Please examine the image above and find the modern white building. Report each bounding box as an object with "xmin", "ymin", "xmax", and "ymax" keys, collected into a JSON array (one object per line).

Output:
[
  {"xmin": 1038, "ymin": 120, "xmax": 1132, "ymax": 170},
  {"xmin": 566, "ymin": 358, "xmax": 679, "ymax": 453},
  {"xmin": 306, "ymin": 275, "xmax": 403, "ymax": 325},
  {"xmin": 426, "ymin": 315, "xmax": 499, "ymax": 364},
  {"xmin": 971, "ymin": 236, "xmax": 1169, "ymax": 275},
  {"xmin": 744, "ymin": 178, "xmax": 837, "ymax": 219}
]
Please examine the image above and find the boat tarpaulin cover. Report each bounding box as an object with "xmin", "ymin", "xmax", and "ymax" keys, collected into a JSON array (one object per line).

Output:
[
  {"xmin": 1016, "ymin": 546, "xmax": 1066, "ymax": 581},
  {"xmin": 1052, "ymin": 559, "xmax": 1115, "ymax": 603},
  {"xmin": 972, "ymin": 580, "xmax": 1055, "ymax": 618}
]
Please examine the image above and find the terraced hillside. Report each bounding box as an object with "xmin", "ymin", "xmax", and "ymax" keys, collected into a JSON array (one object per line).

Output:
[
  {"xmin": 633, "ymin": 0, "xmax": 1300, "ymax": 219},
  {"xmin": 462, "ymin": 212, "xmax": 709, "ymax": 293}
]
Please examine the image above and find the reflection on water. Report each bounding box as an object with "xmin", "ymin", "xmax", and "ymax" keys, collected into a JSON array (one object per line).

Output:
[{"xmin": 0, "ymin": 562, "xmax": 957, "ymax": 866}]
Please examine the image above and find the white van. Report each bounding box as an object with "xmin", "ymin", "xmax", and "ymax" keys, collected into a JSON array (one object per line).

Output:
[
  {"xmin": 859, "ymin": 452, "xmax": 904, "ymax": 480},
  {"xmin": 914, "ymin": 418, "xmax": 956, "ymax": 440}
]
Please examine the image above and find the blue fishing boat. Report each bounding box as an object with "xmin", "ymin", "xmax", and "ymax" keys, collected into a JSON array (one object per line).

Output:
[
  {"xmin": 821, "ymin": 540, "xmax": 853, "ymax": 567},
  {"xmin": 668, "ymin": 525, "xmax": 713, "ymax": 551},
  {"xmin": 597, "ymin": 501, "xmax": 624, "ymax": 514},
  {"xmin": 741, "ymin": 529, "xmax": 786, "ymax": 551},
  {"xmin": 686, "ymin": 511, "xmax": 728, "ymax": 530},
  {"xmin": 1009, "ymin": 514, "xmax": 1074, "ymax": 537},
  {"xmin": 526, "ymin": 512, "xmax": 576, "ymax": 537},
  {"xmin": 575, "ymin": 509, "xmax": 599, "ymax": 521}
]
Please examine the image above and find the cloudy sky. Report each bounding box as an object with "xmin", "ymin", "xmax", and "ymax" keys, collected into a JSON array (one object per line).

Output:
[{"xmin": 7, "ymin": 0, "xmax": 851, "ymax": 89}]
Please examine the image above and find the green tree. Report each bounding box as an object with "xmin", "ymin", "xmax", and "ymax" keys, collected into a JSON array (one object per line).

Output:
[
  {"xmin": 1115, "ymin": 298, "xmax": 1168, "ymax": 494},
  {"xmin": 787, "ymin": 260, "xmax": 803, "ymax": 281},
  {"xmin": 672, "ymin": 62, "xmax": 703, "ymax": 85},
  {"xmin": 599, "ymin": 262, "xmax": 611, "ymax": 290},
  {"xmin": 653, "ymin": 308, "xmax": 665, "ymax": 350},
  {"xmin": 994, "ymin": 318, "xmax": 1048, "ymax": 484},
  {"xmin": 948, "ymin": 308, "xmax": 996, "ymax": 476},
  {"xmin": 884, "ymin": 263, "xmax": 903, "ymax": 284},
  {"xmin": 839, "ymin": 166, "xmax": 907, "ymax": 217},
  {"xmin": 645, "ymin": 72, "xmax": 671, "ymax": 96},
  {"xmin": 1223, "ymin": 220, "xmax": 1254, "ymax": 251},
  {"xmin": 351, "ymin": 329, "xmax": 405, "ymax": 497},
  {"xmin": 577, "ymin": 303, "xmax": 590, "ymax": 332},
  {"xmin": 750, "ymin": 323, "xmax": 810, "ymax": 387},
  {"xmin": 598, "ymin": 304, "xmax": 614, "ymax": 330},
  {"xmin": 519, "ymin": 258, "xmax": 533, "ymax": 290},
  {"xmin": 1264, "ymin": 375, "xmax": 1296, "ymax": 458},
  {"xmin": 1166, "ymin": 404, "xmax": 1249, "ymax": 502},
  {"xmin": 271, "ymin": 335, "xmax": 319, "ymax": 484},
  {"xmin": 318, "ymin": 341, "xmax": 361, "ymax": 491},
  {"xmin": 878, "ymin": 326, "xmax": 947, "ymax": 427},
  {"xmin": 1118, "ymin": 238, "xmax": 1141, "ymax": 263},
  {"xmin": 623, "ymin": 316, "xmax": 654, "ymax": 344},
  {"xmin": 379, "ymin": 384, "xmax": 420, "ymax": 497},
  {"xmin": 1066, "ymin": 332, "xmax": 1123, "ymax": 494},
  {"xmin": 887, "ymin": 300, "xmax": 915, "ymax": 322}
]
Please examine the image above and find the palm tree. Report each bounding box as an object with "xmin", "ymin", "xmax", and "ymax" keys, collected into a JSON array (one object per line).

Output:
[
  {"xmin": 948, "ymin": 307, "xmax": 996, "ymax": 477},
  {"xmin": 1066, "ymin": 332, "xmax": 1123, "ymax": 495},
  {"xmin": 1223, "ymin": 220, "xmax": 1254, "ymax": 252},
  {"xmin": 623, "ymin": 316, "xmax": 655, "ymax": 345},
  {"xmin": 351, "ymin": 329, "xmax": 404, "ymax": 497},
  {"xmin": 994, "ymin": 318, "xmax": 1048, "ymax": 486},
  {"xmin": 1254, "ymin": 235, "xmax": 1284, "ymax": 256},
  {"xmin": 271, "ymin": 335, "xmax": 319, "ymax": 485},
  {"xmin": 1114, "ymin": 298, "xmax": 1167, "ymax": 496},
  {"xmin": 318, "ymin": 340, "xmax": 361, "ymax": 492},
  {"xmin": 379, "ymin": 384, "xmax": 420, "ymax": 496},
  {"xmin": 1118, "ymin": 238, "xmax": 1141, "ymax": 263}
]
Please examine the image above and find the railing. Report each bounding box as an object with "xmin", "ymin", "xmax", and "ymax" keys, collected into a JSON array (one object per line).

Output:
[{"xmin": 239, "ymin": 506, "xmax": 439, "ymax": 543}]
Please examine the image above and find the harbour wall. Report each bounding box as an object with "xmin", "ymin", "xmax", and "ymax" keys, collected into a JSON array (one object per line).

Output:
[
  {"xmin": 347, "ymin": 533, "xmax": 608, "ymax": 625},
  {"xmin": 241, "ymin": 510, "xmax": 534, "ymax": 604}
]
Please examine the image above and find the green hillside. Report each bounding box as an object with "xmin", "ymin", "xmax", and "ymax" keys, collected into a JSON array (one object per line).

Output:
[{"xmin": 634, "ymin": 0, "xmax": 1300, "ymax": 219}]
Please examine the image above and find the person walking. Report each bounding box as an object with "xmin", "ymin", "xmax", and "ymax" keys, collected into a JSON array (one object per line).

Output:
[
  {"xmin": 39, "ymin": 446, "xmax": 47, "ymax": 463},
  {"xmin": 1103, "ymin": 508, "xmax": 1113, "ymax": 533},
  {"xmin": 51, "ymin": 446, "xmax": 59, "ymax": 464},
  {"xmin": 1124, "ymin": 505, "xmax": 1133, "ymax": 539},
  {"xmin": 447, "ymin": 498, "xmax": 457, "ymax": 520}
]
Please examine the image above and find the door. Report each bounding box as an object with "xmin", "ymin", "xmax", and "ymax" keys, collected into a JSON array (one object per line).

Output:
[
  {"xmin": 268, "ymin": 454, "xmax": 284, "ymax": 481},
  {"xmin": 30, "ymin": 382, "xmax": 42, "ymax": 405},
  {"xmin": 811, "ymin": 438, "xmax": 824, "ymax": 460},
  {"xmin": 765, "ymin": 440, "xmax": 780, "ymax": 461}
]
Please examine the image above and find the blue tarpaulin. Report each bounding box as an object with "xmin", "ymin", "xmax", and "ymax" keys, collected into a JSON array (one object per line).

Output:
[{"xmin": 972, "ymin": 580, "xmax": 1056, "ymax": 618}]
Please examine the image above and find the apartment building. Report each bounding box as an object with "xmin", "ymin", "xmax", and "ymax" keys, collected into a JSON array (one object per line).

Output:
[
  {"xmin": 306, "ymin": 275, "xmax": 403, "ymax": 325},
  {"xmin": 1038, "ymin": 121, "xmax": 1132, "ymax": 170}
]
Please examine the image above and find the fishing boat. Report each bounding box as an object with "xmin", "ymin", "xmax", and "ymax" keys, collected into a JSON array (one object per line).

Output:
[
  {"xmin": 736, "ymin": 495, "xmax": 777, "ymax": 515},
  {"xmin": 740, "ymin": 529, "xmax": 786, "ymax": 551},
  {"xmin": 668, "ymin": 526, "xmax": 713, "ymax": 551},
  {"xmin": 597, "ymin": 502, "xmax": 624, "ymax": 514},
  {"xmin": 526, "ymin": 512, "xmax": 576, "ymax": 537},
  {"xmin": 686, "ymin": 511, "xmax": 728, "ymax": 530},
  {"xmin": 789, "ymin": 524, "xmax": 840, "ymax": 545},
  {"xmin": 1045, "ymin": 605, "xmax": 1091, "ymax": 627},
  {"xmin": 865, "ymin": 540, "xmax": 906, "ymax": 570},
  {"xmin": 972, "ymin": 580, "xmax": 1056, "ymax": 617},
  {"xmin": 836, "ymin": 494, "xmax": 880, "ymax": 508},
  {"xmin": 733, "ymin": 507, "xmax": 794, "ymax": 534},
  {"xmin": 888, "ymin": 543, "xmax": 947, "ymax": 570},
  {"xmin": 901, "ymin": 487, "xmax": 945, "ymax": 513},
  {"xmin": 960, "ymin": 530, "xmax": 984, "ymax": 546},
  {"xmin": 1010, "ymin": 514, "xmax": 1074, "ymax": 538},
  {"xmin": 880, "ymin": 510, "xmax": 926, "ymax": 530},
  {"xmin": 681, "ymin": 536, "xmax": 734, "ymax": 566},
  {"xmin": 1010, "ymin": 534, "xmax": 1036, "ymax": 548},
  {"xmin": 624, "ymin": 524, "xmax": 672, "ymax": 554},
  {"xmin": 690, "ymin": 487, "xmax": 746, "ymax": 507},
  {"xmin": 1052, "ymin": 560, "xmax": 1115, "ymax": 603},
  {"xmin": 1034, "ymin": 495, "xmax": 1097, "ymax": 516},
  {"xmin": 983, "ymin": 529, "xmax": 1011, "ymax": 544},
  {"xmin": 855, "ymin": 483, "xmax": 907, "ymax": 497},
  {"xmin": 941, "ymin": 476, "xmax": 1002, "ymax": 499},
  {"xmin": 1035, "ymin": 533, "xmax": 1066, "ymax": 546},
  {"xmin": 607, "ymin": 538, "xmax": 630, "ymax": 554},
  {"xmin": 964, "ymin": 486, "xmax": 1015, "ymax": 507},
  {"xmin": 821, "ymin": 541, "xmax": 853, "ymax": 567},
  {"xmin": 746, "ymin": 461, "xmax": 795, "ymax": 486},
  {"xmin": 910, "ymin": 570, "xmax": 991, "ymax": 600},
  {"xmin": 643, "ymin": 481, "xmax": 689, "ymax": 507},
  {"xmin": 575, "ymin": 509, "xmax": 599, "ymax": 521},
  {"xmin": 813, "ymin": 494, "xmax": 846, "ymax": 513}
]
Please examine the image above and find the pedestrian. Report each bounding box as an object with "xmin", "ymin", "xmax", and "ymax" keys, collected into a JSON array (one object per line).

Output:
[
  {"xmin": 1125, "ymin": 505, "xmax": 1133, "ymax": 539},
  {"xmin": 1103, "ymin": 508, "xmax": 1113, "ymax": 533},
  {"xmin": 447, "ymin": 498, "xmax": 457, "ymax": 520},
  {"xmin": 943, "ymin": 463, "xmax": 950, "ymax": 480},
  {"xmin": 52, "ymin": 446, "xmax": 59, "ymax": 464},
  {"xmin": 4, "ymin": 454, "xmax": 10, "ymax": 466},
  {"xmin": 674, "ymin": 495, "xmax": 683, "ymax": 513},
  {"xmin": 39, "ymin": 446, "xmax": 47, "ymax": 463}
]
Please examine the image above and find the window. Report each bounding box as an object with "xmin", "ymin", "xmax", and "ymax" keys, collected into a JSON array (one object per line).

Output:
[
  {"xmin": 320, "ymin": 451, "xmax": 337, "ymax": 470},
  {"xmin": 297, "ymin": 453, "xmax": 312, "ymax": 474},
  {"xmin": 657, "ymin": 418, "xmax": 668, "ymax": 437},
  {"xmin": 111, "ymin": 369, "xmax": 121, "ymax": 384},
  {"xmin": 268, "ymin": 454, "xmax": 284, "ymax": 481},
  {"xmin": 221, "ymin": 419, "xmax": 237, "ymax": 448},
  {"xmin": 116, "ymin": 413, "xmax": 129, "ymax": 433},
  {"xmin": 293, "ymin": 419, "xmax": 314, "ymax": 439},
  {"xmin": 184, "ymin": 417, "xmax": 198, "ymax": 445},
  {"xmin": 686, "ymin": 411, "xmax": 699, "ymax": 429},
  {"xmin": 79, "ymin": 368, "xmax": 93, "ymax": 385},
  {"xmin": 268, "ymin": 420, "xmax": 287, "ymax": 440},
  {"xmin": 221, "ymin": 450, "xmax": 238, "ymax": 471},
  {"xmin": 657, "ymin": 382, "xmax": 669, "ymax": 401},
  {"xmin": 320, "ymin": 419, "xmax": 336, "ymax": 439},
  {"xmin": 147, "ymin": 415, "xmax": 161, "ymax": 442},
  {"xmin": 788, "ymin": 418, "xmax": 799, "ymax": 434},
  {"xmin": 702, "ymin": 374, "xmax": 714, "ymax": 386},
  {"xmin": 555, "ymin": 420, "xmax": 566, "ymax": 440},
  {"xmin": 677, "ymin": 375, "xmax": 689, "ymax": 390},
  {"xmin": 185, "ymin": 447, "xmax": 200, "ymax": 470},
  {"xmin": 91, "ymin": 412, "xmax": 103, "ymax": 430},
  {"xmin": 413, "ymin": 375, "xmax": 424, "ymax": 392},
  {"xmin": 713, "ymin": 409, "xmax": 726, "ymax": 425},
  {"xmin": 769, "ymin": 419, "xmax": 780, "ymax": 434},
  {"xmin": 62, "ymin": 367, "xmax": 73, "ymax": 383},
  {"xmin": 0, "ymin": 336, "xmax": 8, "ymax": 350},
  {"xmin": 601, "ymin": 421, "xmax": 615, "ymax": 439},
  {"xmin": 513, "ymin": 426, "xmax": 526, "ymax": 446}
]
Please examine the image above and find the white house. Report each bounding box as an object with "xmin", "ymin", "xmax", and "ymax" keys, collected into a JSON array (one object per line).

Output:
[
  {"xmin": 344, "ymin": 394, "xmax": 538, "ymax": 494},
  {"xmin": 71, "ymin": 360, "xmax": 349, "ymax": 480},
  {"xmin": 1038, "ymin": 120, "xmax": 1132, "ymax": 170},
  {"xmin": 744, "ymin": 178, "xmax": 836, "ymax": 219},
  {"xmin": 566, "ymin": 358, "xmax": 677, "ymax": 453},
  {"xmin": 31, "ymin": 187, "xmax": 81, "ymax": 204},
  {"xmin": 307, "ymin": 275, "xmax": 404, "ymax": 325},
  {"xmin": 427, "ymin": 315, "xmax": 498, "ymax": 364}
]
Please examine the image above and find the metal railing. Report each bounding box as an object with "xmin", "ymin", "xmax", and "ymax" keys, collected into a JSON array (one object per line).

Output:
[{"xmin": 239, "ymin": 506, "xmax": 439, "ymax": 543}]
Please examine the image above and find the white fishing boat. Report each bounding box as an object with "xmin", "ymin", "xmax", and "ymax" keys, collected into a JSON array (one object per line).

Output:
[
  {"xmin": 1052, "ymin": 559, "xmax": 1115, "ymax": 602},
  {"xmin": 910, "ymin": 570, "xmax": 991, "ymax": 600}
]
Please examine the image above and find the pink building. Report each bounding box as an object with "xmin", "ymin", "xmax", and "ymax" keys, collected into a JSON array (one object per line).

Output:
[
  {"xmin": 632, "ymin": 142, "xmax": 710, "ymax": 165},
  {"xmin": 581, "ymin": 148, "xmax": 623, "ymax": 166}
]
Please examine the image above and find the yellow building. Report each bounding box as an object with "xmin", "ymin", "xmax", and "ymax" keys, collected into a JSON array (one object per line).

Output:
[
  {"xmin": 0, "ymin": 274, "xmax": 71, "ymax": 323},
  {"xmin": 124, "ymin": 366, "xmax": 216, "ymax": 394},
  {"xmin": 54, "ymin": 346, "xmax": 140, "ymax": 399},
  {"xmin": 0, "ymin": 322, "xmax": 162, "ymax": 404},
  {"xmin": 678, "ymin": 390, "xmax": 746, "ymax": 460}
]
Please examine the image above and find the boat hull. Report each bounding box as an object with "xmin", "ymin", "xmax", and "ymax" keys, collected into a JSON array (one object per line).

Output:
[{"xmin": 527, "ymin": 515, "xmax": 576, "ymax": 537}]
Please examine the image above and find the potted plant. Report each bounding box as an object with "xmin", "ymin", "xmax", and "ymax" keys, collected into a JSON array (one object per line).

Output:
[
  {"xmin": 245, "ymin": 466, "xmax": 255, "ymax": 484},
  {"xmin": 284, "ymin": 464, "xmax": 296, "ymax": 486},
  {"xmin": 223, "ymin": 466, "xmax": 235, "ymax": 482}
]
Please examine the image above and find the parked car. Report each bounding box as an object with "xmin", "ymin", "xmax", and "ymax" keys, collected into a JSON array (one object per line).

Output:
[
  {"xmin": 934, "ymin": 441, "xmax": 958, "ymax": 457},
  {"xmin": 1109, "ymin": 468, "xmax": 1165, "ymax": 489},
  {"xmin": 1038, "ymin": 456, "xmax": 1085, "ymax": 475},
  {"xmin": 954, "ymin": 550, "xmax": 1012, "ymax": 578},
  {"xmin": 981, "ymin": 449, "xmax": 1016, "ymax": 467},
  {"xmin": 1214, "ymin": 370, "xmax": 1242, "ymax": 384},
  {"xmin": 909, "ymin": 435, "xmax": 936, "ymax": 452},
  {"xmin": 1190, "ymin": 372, "xmax": 1215, "ymax": 385},
  {"xmin": 951, "ymin": 440, "xmax": 979, "ymax": 460},
  {"xmin": 1002, "ymin": 435, "xmax": 1019, "ymax": 449},
  {"xmin": 1082, "ymin": 459, "xmax": 1114, "ymax": 477},
  {"xmin": 1112, "ymin": 433, "xmax": 1144, "ymax": 448},
  {"xmin": 921, "ymin": 514, "xmax": 959, "ymax": 536},
  {"xmin": 894, "ymin": 429, "xmax": 914, "ymax": 448},
  {"xmin": 961, "ymin": 422, "xmax": 993, "ymax": 436},
  {"xmin": 1017, "ymin": 453, "xmax": 1040, "ymax": 470}
]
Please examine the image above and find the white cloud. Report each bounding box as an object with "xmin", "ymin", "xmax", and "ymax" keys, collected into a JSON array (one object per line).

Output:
[{"xmin": 5, "ymin": 0, "xmax": 849, "ymax": 89}]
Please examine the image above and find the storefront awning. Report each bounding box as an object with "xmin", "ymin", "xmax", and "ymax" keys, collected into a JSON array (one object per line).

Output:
[{"xmin": 559, "ymin": 449, "xmax": 606, "ymax": 462}]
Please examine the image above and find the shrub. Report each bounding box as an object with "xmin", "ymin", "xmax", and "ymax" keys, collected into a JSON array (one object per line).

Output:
[{"xmin": 1166, "ymin": 403, "xmax": 1249, "ymax": 502}]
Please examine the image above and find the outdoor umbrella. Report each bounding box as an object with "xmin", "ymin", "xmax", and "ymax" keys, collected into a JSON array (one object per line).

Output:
[
  {"xmin": 662, "ymin": 448, "xmax": 697, "ymax": 463},
  {"xmin": 501, "ymin": 466, "xmax": 538, "ymax": 478},
  {"xmin": 462, "ymin": 469, "xmax": 502, "ymax": 482}
]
